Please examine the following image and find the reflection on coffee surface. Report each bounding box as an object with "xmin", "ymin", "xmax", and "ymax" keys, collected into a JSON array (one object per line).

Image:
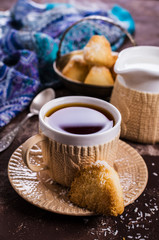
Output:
[{"xmin": 45, "ymin": 103, "xmax": 114, "ymax": 135}]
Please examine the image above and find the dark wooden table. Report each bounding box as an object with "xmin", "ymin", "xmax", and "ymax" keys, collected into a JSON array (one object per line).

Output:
[{"xmin": 0, "ymin": 0, "xmax": 159, "ymax": 239}]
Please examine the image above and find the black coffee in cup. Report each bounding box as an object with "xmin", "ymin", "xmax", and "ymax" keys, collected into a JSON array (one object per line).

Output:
[{"xmin": 45, "ymin": 103, "xmax": 114, "ymax": 135}]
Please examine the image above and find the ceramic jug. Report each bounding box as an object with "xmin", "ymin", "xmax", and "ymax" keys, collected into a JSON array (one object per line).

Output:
[
  {"xmin": 114, "ymin": 46, "xmax": 159, "ymax": 93},
  {"xmin": 110, "ymin": 46, "xmax": 159, "ymax": 143}
]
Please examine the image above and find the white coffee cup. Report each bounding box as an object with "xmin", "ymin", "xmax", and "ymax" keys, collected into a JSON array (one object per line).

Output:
[{"xmin": 22, "ymin": 96, "xmax": 121, "ymax": 187}]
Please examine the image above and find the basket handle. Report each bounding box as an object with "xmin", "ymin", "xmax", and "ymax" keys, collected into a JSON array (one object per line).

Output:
[{"xmin": 57, "ymin": 15, "xmax": 136, "ymax": 59}]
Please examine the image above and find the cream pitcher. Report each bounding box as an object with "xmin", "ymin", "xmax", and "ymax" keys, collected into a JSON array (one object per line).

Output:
[{"xmin": 110, "ymin": 46, "xmax": 159, "ymax": 144}]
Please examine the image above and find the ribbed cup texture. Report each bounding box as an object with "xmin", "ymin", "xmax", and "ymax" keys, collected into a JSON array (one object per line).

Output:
[
  {"xmin": 110, "ymin": 77, "xmax": 159, "ymax": 144},
  {"xmin": 41, "ymin": 135, "xmax": 119, "ymax": 187}
]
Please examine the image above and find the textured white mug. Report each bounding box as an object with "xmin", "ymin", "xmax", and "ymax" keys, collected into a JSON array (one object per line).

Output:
[{"xmin": 22, "ymin": 96, "xmax": 121, "ymax": 187}]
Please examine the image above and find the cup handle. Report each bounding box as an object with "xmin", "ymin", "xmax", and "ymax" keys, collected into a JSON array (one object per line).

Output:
[{"xmin": 22, "ymin": 134, "xmax": 48, "ymax": 172}]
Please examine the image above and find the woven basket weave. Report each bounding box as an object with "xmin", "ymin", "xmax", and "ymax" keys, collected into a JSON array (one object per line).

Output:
[{"xmin": 110, "ymin": 77, "xmax": 159, "ymax": 144}]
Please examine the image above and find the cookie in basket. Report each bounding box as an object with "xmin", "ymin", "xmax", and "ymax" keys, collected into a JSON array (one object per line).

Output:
[
  {"xmin": 84, "ymin": 66, "xmax": 114, "ymax": 86},
  {"xmin": 62, "ymin": 53, "xmax": 90, "ymax": 82},
  {"xmin": 83, "ymin": 35, "xmax": 115, "ymax": 68}
]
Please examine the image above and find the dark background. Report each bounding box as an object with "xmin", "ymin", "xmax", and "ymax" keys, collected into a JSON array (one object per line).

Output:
[{"xmin": 0, "ymin": 0, "xmax": 159, "ymax": 240}]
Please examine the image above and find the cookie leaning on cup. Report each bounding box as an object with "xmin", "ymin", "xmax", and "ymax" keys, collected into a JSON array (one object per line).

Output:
[{"xmin": 69, "ymin": 160, "xmax": 124, "ymax": 216}]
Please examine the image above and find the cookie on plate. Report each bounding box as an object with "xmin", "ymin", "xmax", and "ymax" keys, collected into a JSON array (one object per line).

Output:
[{"xmin": 69, "ymin": 160, "xmax": 124, "ymax": 216}]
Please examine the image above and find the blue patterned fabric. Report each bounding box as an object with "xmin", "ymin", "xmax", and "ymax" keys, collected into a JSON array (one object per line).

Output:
[{"xmin": 0, "ymin": 0, "xmax": 135, "ymax": 128}]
